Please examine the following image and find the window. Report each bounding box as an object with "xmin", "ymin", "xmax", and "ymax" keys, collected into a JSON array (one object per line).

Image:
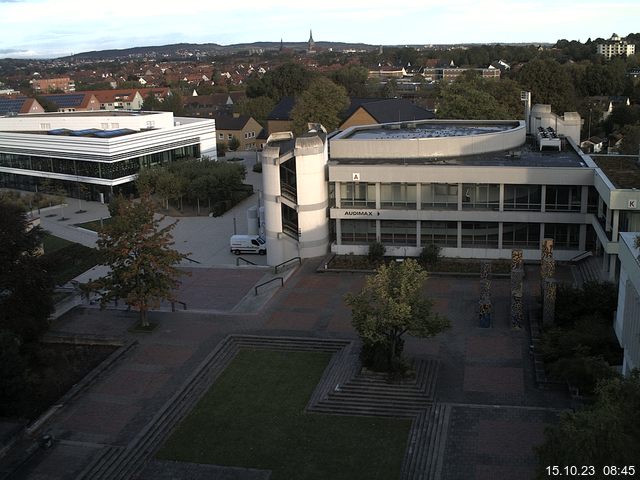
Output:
[
  {"xmin": 421, "ymin": 183, "xmax": 458, "ymax": 210},
  {"xmin": 461, "ymin": 222, "xmax": 499, "ymax": 248},
  {"xmin": 462, "ymin": 184, "xmax": 499, "ymax": 210},
  {"xmin": 504, "ymin": 185, "xmax": 541, "ymax": 211},
  {"xmin": 281, "ymin": 204, "xmax": 298, "ymax": 240},
  {"xmin": 227, "ymin": 134, "xmax": 233, "ymax": 140},
  {"xmin": 544, "ymin": 223, "xmax": 579, "ymax": 249},
  {"xmin": 421, "ymin": 221, "xmax": 457, "ymax": 247},
  {"xmin": 502, "ymin": 223, "xmax": 540, "ymax": 248},
  {"xmin": 340, "ymin": 182, "xmax": 376, "ymax": 208},
  {"xmin": 380, "ymin": 220, "xmax": 416, "ymax": 246},
  {"xmin": 380, "ymin": 183, "xmax": 416, "ymax": 209},
  {"xmin": 341, "ymin": 220, "xmax": 376, "ymax": 244},
  {"xmin": 545, "ymin": 186, "xmax": 581, "ymax": 211}
]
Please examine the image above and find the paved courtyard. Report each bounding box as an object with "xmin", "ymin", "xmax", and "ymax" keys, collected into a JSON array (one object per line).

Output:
[{"xmin": 2, "ymin": 179, "xmax": 572, "ymax": 480}]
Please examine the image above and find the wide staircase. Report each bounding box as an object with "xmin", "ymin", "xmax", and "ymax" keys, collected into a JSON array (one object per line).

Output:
[
  {"xmin": 571, "ymin": 254, "xmax": 602, "ymax": 286},
  {"xmin": 76, "ymin": 335, "xmax": 448, "ymax": 480}
]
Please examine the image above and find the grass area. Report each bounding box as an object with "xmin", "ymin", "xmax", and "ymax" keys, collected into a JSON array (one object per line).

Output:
[
  {"xmin": 4, "ymin": 343, "xmax": 117, "ymax": 419},
  {"xmin": 42, "ymin": 233, "xmax": 101, "ymax": 285},
  {"xmin": 157, "ymin": 349, "xmax": 411, "ymax": 480},
  {"xmin": 75, "ymin": 217, "xmax": 113, "ymax": 232}
]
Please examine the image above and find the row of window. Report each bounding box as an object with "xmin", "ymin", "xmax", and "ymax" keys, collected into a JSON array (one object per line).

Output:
[
  {"xmin": 0, "ymin": 146, "xmax": 199, "ymax": 180},
  {"xmin": 337, "ymin": 182, "xmax": 594, "ymax": 212},
  {"xmin": 340, "ymin": 220, "xmax": 581, "ymax": 250},
  {"xmin": 217, "ymin": 131, "xmax": 256, "ymax": 141}
]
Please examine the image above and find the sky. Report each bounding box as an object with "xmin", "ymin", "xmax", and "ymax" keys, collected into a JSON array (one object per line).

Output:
[{"xmin": 1, "ymin": 0, "xmax": 639, "ymax": 59}]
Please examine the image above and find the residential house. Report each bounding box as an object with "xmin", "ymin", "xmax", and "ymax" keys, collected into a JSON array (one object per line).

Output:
[
  {"xmin": 38, "ymin": 93, "xmax": 100, "ymax": 112},
  {"xmin": 266, "ymin": 96, "xmax": 296, "ymax": 135},
  {"xmin": 213, "ymin": 114, "xmax": 263, "ymax": 151},
  {"xmin": 83, "ymin": 89, "xmax": 145, "ymax": 111},
  {"xmin": 597, "ymin": 33, "xmax": 636, "ymax": 60},
  {"xmin": 339, "ymin": 98, "xmax": 435, "ymax": 130},
  {"xmin": 31, "ymin": 77, "xmax": 75, "ymax": 93},
  {"xmin": 0, "ymin": 96, "xmax": 45, "ymax": 116}
]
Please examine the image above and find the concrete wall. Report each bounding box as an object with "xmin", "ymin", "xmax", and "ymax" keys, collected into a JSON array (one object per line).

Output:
[
  {"xmin": 615, "ymin": 232, "xmax": 640, "ymax": 375},
  {"xmin": 529, "ymin": 105, "xmax": 582, "ymax": 145}
]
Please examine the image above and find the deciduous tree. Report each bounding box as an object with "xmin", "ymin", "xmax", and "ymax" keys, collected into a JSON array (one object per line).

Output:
[
  {"xmin": 0, "ymin": 201, "xmax": 53, "ymax": 342},
  {"xmin": 344, "ymin": 259, "xmax": 450, "ymax": 372},
  {"xmin": 291, "ymin": 77, "xmax": 349, "ymax": 134},
  {"xmin": 83, "ymin": 196, "xmax": 188, "ymax": 327}
]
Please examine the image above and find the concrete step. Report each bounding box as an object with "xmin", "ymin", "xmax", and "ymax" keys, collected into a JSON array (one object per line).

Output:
[{"xmin": 311, "ymin": 403, "xmax": 422, "ymax": 418}]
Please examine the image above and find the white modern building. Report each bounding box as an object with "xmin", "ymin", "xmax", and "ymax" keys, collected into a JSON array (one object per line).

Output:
[
  {"xmin": 262, "ymin": 105, "xmax": 640, "ymax": 284},
  {"xmin": 615, "ymin": 232, "xmax": 640, "ymax": 376},
  {"xmin": 596, "ymin": 33, "xmax": 636, "ymax": 60},
  {"xmin": 0, "ymin": 111, "xmax": 216, "ymax": 200}
]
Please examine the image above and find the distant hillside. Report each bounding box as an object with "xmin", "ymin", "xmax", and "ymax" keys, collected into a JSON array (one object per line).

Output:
[{"xmin": 60, "ymin": 41, "xmax": 378, "ymax": 61}]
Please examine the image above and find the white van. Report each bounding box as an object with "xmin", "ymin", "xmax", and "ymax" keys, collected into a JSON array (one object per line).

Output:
[{"xmin": 230, "ymin": 234, "xmax": 267, "ymax": 255}]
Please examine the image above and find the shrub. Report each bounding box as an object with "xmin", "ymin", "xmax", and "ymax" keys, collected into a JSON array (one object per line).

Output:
[
  {"xmin": 549, "ymin": 355, "xmax": 617, "ymax": 395},
  {"xmin": 368, "ymin": 241, "xmax": 385, "ymax": 264},
  {"xmin": 252, "ymin": 162, "xmax": 263, "ymax": 173},
  {"xmin": 419, "ymin": 243, "xmax": 441, "ymax": 268}
]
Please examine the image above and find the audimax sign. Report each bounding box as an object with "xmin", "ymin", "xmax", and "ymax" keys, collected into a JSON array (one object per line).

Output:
[{"xmin": 344, "ymin": 211, "xmax": 380, "ymax": 216}]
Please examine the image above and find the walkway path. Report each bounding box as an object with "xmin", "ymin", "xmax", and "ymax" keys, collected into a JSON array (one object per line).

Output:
[{"xmin": 1, "ymin": 257, "xmax": 572, "ymax": 480}]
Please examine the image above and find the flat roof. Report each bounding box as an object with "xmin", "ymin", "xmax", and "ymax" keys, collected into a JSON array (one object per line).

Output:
[
  {"xmin": 592, "ymin": 155, "xmax": 640, "ymax": 189},
  {"xmin": 11, "ymin": 110, "xmax": 158, "ymax": 118},
  {"xmin": 344, "ymin": 122, "xmax": 516, "ymax": 140},
  {"xmin": 330, "ymin": 139, "xmax": 588, "ymax": 168}
]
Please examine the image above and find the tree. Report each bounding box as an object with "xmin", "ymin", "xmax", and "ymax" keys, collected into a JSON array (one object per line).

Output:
[
  {"xmin": 228, "ymin": 136, "xmax": 241, "ymax": 152},
  {"xmin": 0, "ymin": 201, "xmax": 54, "ymax": 342},
  {"xmin": 236, "ymin": 96, "xmax": 275, "ymax": 127},
  {"xmin": 246, "ymin": 63, "xmax": 314, "ymax": 102},
  {"xmin": 142, "ymin": 91, "xmax": 161, "ymax": 111},
  {"xmin": 535, "ymin": 371, "xmax": 640, "ymax": 476},
  {"xmin": 516, "ymin": 58, "xmax": 577, "ymax": 113},
  {"xmin": 291, "ymin": 77, "xmax": 349, "ymax": 134},
  {"xmin": 217, "ymin": 141, "xmax": 228, "ymax": 157},
  {"xmin": 620, "ymin": 125, "xmax": 640, "ymax": 155},
  {"xmin": 83, "ymin": 196, "xmax": 188, "ymax": 327},
  {"xmin": 344, "ymin": 259, "xmax": 450, "ymax": 373},
  {"xmin": 331, "ymin": 65, "xmax": 370, "ymax": 97}
]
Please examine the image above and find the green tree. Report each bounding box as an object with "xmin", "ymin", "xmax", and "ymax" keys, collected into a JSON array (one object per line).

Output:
[
  {"xmin": 83, "ymin": 195, "xmax": 187, "ymax": 327},
  {"xmin": 0, "ymin": 331, "xmax": 28, "ymax": 412},
  {"xmin": 246, "ymin": 63, "xmax": 314, "ymax": 102},
  {"xmin": 159, "ymin": 91, "xmax": 184, "ymax": 116},
  {"xmin": 0, "ymin": 201, "xmax": 54, "ymax": 342},
  {"xmin": 344, "ymin": 259, "xmax": 450, "ymax": 373},
  {"xmin": 142, "ymin": 91, "xmax": 161, "ymax": 111},
  {"xmin": 535, "ymin": 372, "xmax": 640, "ymax": 476},
  {"xmin": 236, "ymin": 96, "xmax": 275, "ymax": 127},
  {"xmin": 228, "ymin": 136, "xmax": 241, "ymax": 152},
  {"xmin": 620, "ymin": 125, "xmax": 640, "ymax": 155},
  {"xmin": 217, "ymin": 141, "xmax": 228, "ymax": 157},
  {"xmin": 291, "ymin": 77, "xmax": 349, "ymax": 134},
  {"xmin": 331, "ymin": 65, "xmax": 369, "ymax": 97},
  {"xmin": 516, "ymin": 58, "xmax": 577, "ymax": 113}
]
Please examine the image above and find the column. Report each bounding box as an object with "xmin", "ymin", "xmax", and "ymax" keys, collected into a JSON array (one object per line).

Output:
[
  {"xmin": 499, "ymin": 184, "xmax": 504, "ymax": 212},
  {"xmin": 579, "ymin": 224, "xmax": 587, "ymax": 251},
  {"xmin": 376, "ymin": 220, "xmax": 381, "ymax": 242},
  {"xmin": 606, "ymin": 205, "xmax": 612, "ymax": 232},
  {"xmin": 580, "ymin": 185, "xmax": 589, "ymax": 214},
  {"xmin": 416, "ymin": 220, "xmax": 422, "ymax": 248},
  {"xmin": 416, "ymin": 183, "xmax": 422, "ymax": 211},
  {"xmin": 335, "ymin": 218, "xmax": 342, "ymax": 246},
  {"xmin": 375, "ymin": 183, "xmax": 381, "ymax": 210},
  {"xmin": 335, "ymin": 181, "xmax": 341, "ymax": 208},
  {"xmin": 609, "ymin": 255, "xmax": 617, "ymax": 282},
  {"xmin": 457, "ymin": 221, "xmax": 462, "ymax": 249},
  {"xmin": 457, "ymin": 183, "xmax": 463, "ymax": 211},
  {"xmin": 540, "ymin": 185, "xmax": 546, "ymax": 213},
  {"xmin": 612, "ymin": 210, "xmax": 620, "ymax": 239},
  {"xmin": 498, "ymin": 222, "xmax": 503, "ymax": 250}
]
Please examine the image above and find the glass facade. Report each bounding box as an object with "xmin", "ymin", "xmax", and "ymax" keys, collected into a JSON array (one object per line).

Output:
[
  {"xmin": 421, "ymin": 183, "xmax": 458, "ymax": 209},
  {"xmin": 341, "ymin": 220, "xmax": 376, "ymax": 244},
  {"xmin": 544, "ymin": 223, "xmax": 580, "ymax": 249},
  {"xmin": 502, "ymin": 223, "xmax": 540, "ymax": 248},
  {"xmin": 380, "ymin": 220, "xmax": 416, "ymax": 246},
  {"xmin": 281, "ymin": 203, "xmax": 298, "ymax": 240},
  {"xmin": 421, "ymin": 221, "xmax": 458, "ymax": 247},
  {"xmin": 462, "ymin": 184, "xmax": 500, "ymax": 210},
  {"xmin": 279, "ymin": 157, "xmax": 297, "ymax": 202},
  {"xmin": 461, "ymin": 222, "xmax": 499, "ymax": 248},
  {"xmin": 503, "ymin": 185, "xmax": 542, "ymax": 211},
  {"xmin": 380, "ymin": 183, "xmax": 416, "ymax": 209},
  {"xmin": 545, "ymin": 185, "xmax": 581, "ymax": 211},
  {"xmin": 0, "ymin": 145, "xmax": 200, "ymax": 182},
  {"xmin": 340, "ymin": 182, "xmax": 376, "ymax": 208}
]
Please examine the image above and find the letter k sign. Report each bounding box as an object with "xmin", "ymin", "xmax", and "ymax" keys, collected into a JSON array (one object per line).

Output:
[
  {"xmin": 629, "ymin": 199, "xmax": 637, "ymax": 209},
  {"xmin": 352, "ymin": 173, "xmax": 360, "ymax": 181}
]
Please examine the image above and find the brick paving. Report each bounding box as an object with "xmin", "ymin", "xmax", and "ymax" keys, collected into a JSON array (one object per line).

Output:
[{"xmin": 4, "ymin": 259, "xmax": 575, "ymax": 480}]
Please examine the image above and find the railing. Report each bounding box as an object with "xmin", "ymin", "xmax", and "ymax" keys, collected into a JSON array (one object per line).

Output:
[
  {"xmin": 274, "ymin": 256, "xmax": 301, "ymax": 274},
  {"xmin": 171, "ymin": 301, "xmax": 187, "ymax": 312},
  {"xmin": 183, "ymin": 256, "xmax": 202, "ymax": 264},
  {"xmin": 254, "ymin": 277, "xmax": 283, "ymax": 295},
  {"xmin": 236, "ymin": 257, "xmax": 257, "ymax": 266},
  {"xmin": 569, "ymin": 251, "xmax": 593, "ymax": 264}
]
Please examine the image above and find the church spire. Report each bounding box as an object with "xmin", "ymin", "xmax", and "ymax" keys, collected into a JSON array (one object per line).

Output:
[{"xmin": 307, "ymin": 29, "xmax": 316, "ymax": 54}]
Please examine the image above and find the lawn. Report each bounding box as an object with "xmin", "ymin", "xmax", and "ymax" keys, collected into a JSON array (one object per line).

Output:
[
  {"xmin": 74, "ymin": 216, "xmax": 113, "ymax": 232},
  {"xmin": 157, "ymin": 349, "xmax": 411, "ymax": 480},
  {"xmin": 42, "ymin": 233, "xmax": 101, "ymax": 285}
]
